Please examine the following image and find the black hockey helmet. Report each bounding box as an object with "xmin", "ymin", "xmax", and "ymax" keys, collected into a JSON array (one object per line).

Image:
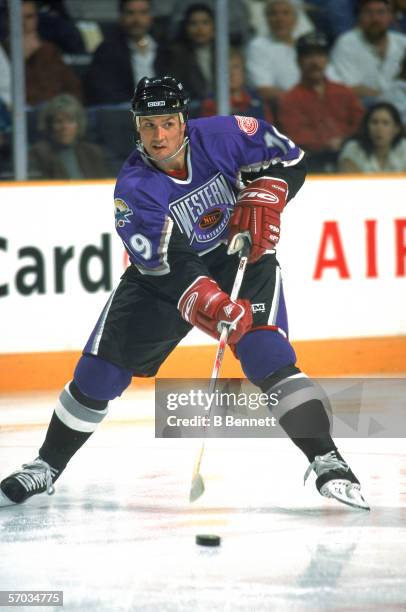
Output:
[{"xmin": 131, "ymin": 76, "xmax": 189, "ymax": 123}]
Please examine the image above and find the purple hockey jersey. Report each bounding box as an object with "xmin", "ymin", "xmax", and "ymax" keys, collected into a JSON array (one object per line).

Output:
[{"xmin": 114, "ymin": 115, "xmax": 304, "ymax": 276}]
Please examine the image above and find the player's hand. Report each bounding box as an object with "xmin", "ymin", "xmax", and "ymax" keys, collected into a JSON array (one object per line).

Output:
[
  {"xmin": 227, "ymin": 177, "xmax": 288, "ymax": 263},
  {"xmin": 178, "ymin": 276, "xmax": 252, "ymax": 343}
]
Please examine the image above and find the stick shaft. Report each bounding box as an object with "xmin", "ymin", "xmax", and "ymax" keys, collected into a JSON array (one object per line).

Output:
[{"xmin": 190, "ymin": 249, "xmax": 250, "ymax": 492}]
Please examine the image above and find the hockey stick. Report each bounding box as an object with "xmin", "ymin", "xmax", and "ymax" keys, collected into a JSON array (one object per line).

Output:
[{"xmin": 189, "ymin": 237, "xmax": 251, "ymax": 502}]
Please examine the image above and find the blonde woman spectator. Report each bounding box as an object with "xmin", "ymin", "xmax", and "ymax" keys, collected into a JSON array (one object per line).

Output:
[
  {"xmin": 338, "ymin": 102, "xmax": 406, "ymax": 172},
  {"xmin": 246, "ymin": 0, "xmax": 314, "ymax": 104},
  {"xmin": 29, "ymin": 95, "xmax": 108, "ymax": 179}
]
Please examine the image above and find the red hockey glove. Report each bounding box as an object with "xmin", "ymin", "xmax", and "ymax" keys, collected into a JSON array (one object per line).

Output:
[
  {"xmin": 228, "ymin": 177, "xmax": 288, "ymax": 263},
  {"xmin": 178, "ymin": 276, "xmax": 252, "ymax": 343}
]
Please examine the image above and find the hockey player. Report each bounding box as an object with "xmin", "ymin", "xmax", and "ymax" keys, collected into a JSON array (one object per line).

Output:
[{"xmin": 0, "ymin": 76, "xmax": 369, "ymax": 510}]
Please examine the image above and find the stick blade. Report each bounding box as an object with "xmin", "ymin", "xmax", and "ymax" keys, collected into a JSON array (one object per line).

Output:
[{"xmin": 189, "ymin": 473, "xmax": 205, "ymax": 503}]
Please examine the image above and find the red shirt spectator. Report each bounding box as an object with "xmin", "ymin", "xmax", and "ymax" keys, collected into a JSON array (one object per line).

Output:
[
  {"xmin": 278, "ymin": 31, "xmax": 364, "ymax": 171},
  {"xmin": 278, "ymin": 79, "xmax": 364, "ymax": 153}
]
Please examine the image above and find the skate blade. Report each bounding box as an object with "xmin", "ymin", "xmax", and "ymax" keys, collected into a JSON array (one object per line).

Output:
[
  {"xmin": 320, "ymin": 480, "xmax": 370, "ymax": 511},
  {"xmin": 189, "ymin": 474, "xmax": 205, "ymax": 503}
]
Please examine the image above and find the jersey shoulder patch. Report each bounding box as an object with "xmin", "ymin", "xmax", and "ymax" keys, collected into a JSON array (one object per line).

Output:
[
  {"xmin": 114, "ymin": 198, "xmax": 133, "ymax": 228},
  {"xmin": 234, "ymin": 115, "xmax": 259, "ymax": 136}
]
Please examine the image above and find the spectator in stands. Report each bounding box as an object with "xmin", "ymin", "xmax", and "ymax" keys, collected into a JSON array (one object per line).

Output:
[
  {"xmin": 249, "ymin": 0, "xmax": 314, "ymax": 40},
  {"xmin": 200, "ymin": 47, "xmax": 273, "ymax": 121},
  {"xmin": 338, "ymin": 102, "xmax": 406, "ymax": 172},
  {"xmin": 264, "ymin": 0, "xmax": 314, "ymax": 43},
  {"xmin": 379, "ymin": 51, "xmax": 406, "ymax": 123},
  {"xmin": 327, "ymin": 0, "xmax": 406, "ymax": 103},
  {"xmin": 169, "ymin": 0, "xmax": 252, "ymax": 46},
  {"xmin": 278, "ymin": 32, "xmax": 364, "ymax": 172},
  {"xmin": 162, "ymin": 4, "xmax": 215, "ymax": 108},
  {"xmin": 85, "ymin": 0, "xmax": 162, "ymax": 106},
  {"xmin": 3, "ymin": 0, "xmax": 83, "ymax": 106},
  {"xmin": 246, "ymin": 0, "xmax": 313, "ymax": 105},
  {"xmin": 29, "ymin": 94, "xmax": 109, "ymax": 179}
]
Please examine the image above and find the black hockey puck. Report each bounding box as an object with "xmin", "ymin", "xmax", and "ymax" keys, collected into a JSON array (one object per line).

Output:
[{"xmin": 195, "ymin": 534, "xmax": 221, "ymax": 547}]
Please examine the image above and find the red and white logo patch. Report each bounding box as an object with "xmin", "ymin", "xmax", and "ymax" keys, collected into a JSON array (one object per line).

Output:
[{"xmin": 235, "ymin": 115, "xmax": 259, "ymax": 136}]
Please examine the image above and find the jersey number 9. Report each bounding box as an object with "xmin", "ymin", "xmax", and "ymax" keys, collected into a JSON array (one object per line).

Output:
[{"xmin": 129, "ymin": 233, "xmax": 152, "ymax": 260}]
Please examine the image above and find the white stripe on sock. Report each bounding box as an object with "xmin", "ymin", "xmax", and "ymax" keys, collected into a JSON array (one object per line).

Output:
[{"xmin": 55, "ymin": 400, "xmax": 100, "ymax": 433}]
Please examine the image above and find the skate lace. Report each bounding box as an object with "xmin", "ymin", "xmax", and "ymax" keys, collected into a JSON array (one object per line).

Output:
[
  {"xmin": 303, "ymin": 451, "xmax": 349, "ymax": 486},
  {"xmin": 13, "ymin": 459, "xmax": 57, "ymax": 496}
]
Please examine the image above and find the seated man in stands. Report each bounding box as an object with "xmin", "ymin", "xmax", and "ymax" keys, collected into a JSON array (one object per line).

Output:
[
  {"xmin": 85, "ymin": 0, "xmax": 163, "ymax": 106},
  {"xmin": 278, "ymin": 32, "xmax": 364, "ymax": 172},
  {"xmin": 327, "ymin": 0, "xmax": 406, "ymax": 104}
]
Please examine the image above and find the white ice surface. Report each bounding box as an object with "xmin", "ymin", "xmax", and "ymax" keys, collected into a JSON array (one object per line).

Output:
[{"xmin": 0, "ymin": 389, "xmax": 405, "ymax": 612}]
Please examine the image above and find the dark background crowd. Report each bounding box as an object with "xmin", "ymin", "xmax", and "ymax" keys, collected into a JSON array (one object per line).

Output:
[{"xmin": 1, "ymin": 0, "xmax": 406, "ymax": 180}]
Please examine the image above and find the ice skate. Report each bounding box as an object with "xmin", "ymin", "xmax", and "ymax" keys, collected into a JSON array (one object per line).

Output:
[
  {"xmin": 304, "ymin": 450, "xmax": 370, "ymax": 510},
  {"xmin": 0, "ymin": 457, "xmax": 59, "ymax": 507}
]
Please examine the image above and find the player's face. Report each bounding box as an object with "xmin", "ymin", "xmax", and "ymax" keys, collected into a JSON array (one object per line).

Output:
[
  {"xmin": 368, "ymin": 108, "xmax": 401, "ymax": 148},
  {"xmin": 186, "ymin": 10, "xmax": 215, "ymax": 45},
  {"xmin": 359, "ymin": 2, "xmax": 392, "ymax": 40},
  {"xmin": 120, "ymin": 0, "xmax": 152, "ymax": 41},
  {"xmin": 266, "ymin": 1, "xmax": 296, "ymax": 41},
  {"xmin": 51, "ymin": 112, "xmax": 79, "ymax": 146},
  {"xmin": 139, "ymin": 114, "xmax": 186, "ymax": 164},
  {"xmin": 299, "ymin": 52, "xmax": 328, "ymax": 83}
]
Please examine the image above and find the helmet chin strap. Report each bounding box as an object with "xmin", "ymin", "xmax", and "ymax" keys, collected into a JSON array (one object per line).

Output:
[{"xmin": 136, "ymin": 136, "xmax": 189, "ymax": 164}]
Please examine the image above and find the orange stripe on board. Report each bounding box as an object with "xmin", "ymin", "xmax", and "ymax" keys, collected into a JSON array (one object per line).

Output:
[
  {"xmin": 0, "ymin": 336, "xmax": 405, "ymax": 393},
  {"xmin": 1, "ymin": 175, "xmax": 406, "ymax": 188}
]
